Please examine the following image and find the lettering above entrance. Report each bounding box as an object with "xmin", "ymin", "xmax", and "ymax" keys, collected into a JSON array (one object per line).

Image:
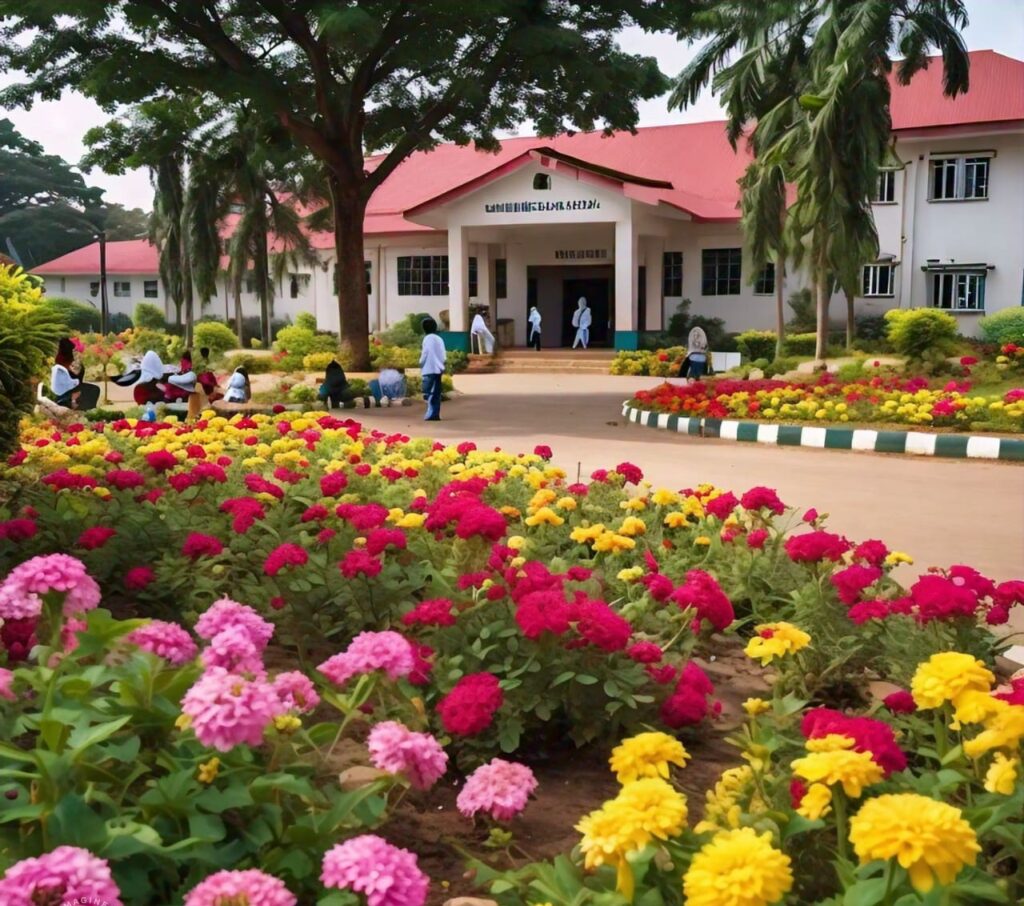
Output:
[
  {"xmin": 483, "ymin": 199, "xmax": 601, "ymax": 213},
  {"xmin": 554, "ymin": 249, "xmax": 609, "ymax": 261}
]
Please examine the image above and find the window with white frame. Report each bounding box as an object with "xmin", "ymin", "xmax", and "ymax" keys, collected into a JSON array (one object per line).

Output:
[
  {"xmin": 862, "ymin": 263, "xmax": 895, "ymax": 297},
  {"xmin": 930, "ymin": 155, "xmax": 990, "ymax": 201},
  {"xmin": 931, "ymin": 272, "xmax": 985, "ymax": 311},
  {"xmin": 753, "ymin": 263, "xmax": 776, "ymax": 295},
  {"xmin": 662, "ymin": 251, "xmax": 683, "ymax": 296},
  {"xmin": 397, "ymin": 255, "xmax": 449, "ymax": 296},
  {"xmin": 701, "ymin": 248, "xmax": 741, "ymax": 295},
  {"xmin": 113, "ymin": 281, "xmax": 131, "ymax": 297},
  {"xmin": 874, "ymin": 170, "xmax": 896, "ymax": 203},
  {"xmin": 143, "ymin": 280, "xmax": 159, "ymax": 298}
]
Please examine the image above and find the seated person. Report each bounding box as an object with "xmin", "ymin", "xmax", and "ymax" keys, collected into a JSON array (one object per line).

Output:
[
  {"xmin": 369, "ymin": 367, "xmax": 407, "ymax": 407},
  {"xmin": 223, "ymin": 366, "xmax": 251, "ymax": 403},
  {"xmin": 318, "ymin": 360, "xmax": 356, "ymax": 409},
  {"xmin": 196, "ymin": 347, "xmax": 223, "ymax": 403},
  {"xmin": 132, "ymin": 350, "xmax": 171, "ymax": 406},
  {"xmin": 50, "ymin": 337, "xmax": 100, "ymax": 410},
  {"xmin": 164, "ymin": 350, "xmax": 197, "ymax": 402}
]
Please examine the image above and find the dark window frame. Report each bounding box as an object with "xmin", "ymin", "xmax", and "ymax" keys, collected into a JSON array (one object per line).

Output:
[
  {"xmin": 397, "ymin": 255, "xmax": 449, "ymax": 296},
  {"xmin": 701, "ymin": 248, "xmax": 742, "ymax": 296},
  {"xmin": 662, "ymin": 251, "xmax": 683, "ymax": 296},
  {"xmin": 753, "ymin": 262, "xmax": 776, "ymax": 295},
  {"xmin": 143, "ymin": 280, "xmax": 159, "ymax": 299}
]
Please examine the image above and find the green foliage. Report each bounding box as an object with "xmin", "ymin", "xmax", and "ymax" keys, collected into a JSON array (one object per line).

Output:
[
  {"xmin": 249, "ymin": 337, "xmax": 263, "ymax": 349},
  {"xmin": 288, "ymin": 383, "xmax": 317, "ymax": 403},
  {"xmin": 294, "ymin": 311, "xmax": 317, "ymax": 332},
  {"xmin": 274, "ymin": 325, "xmax": 337, "ymax": 359},
  {"xmin": 133, "ymin": 301, "xmax": 166, "ymax": 331},
  {"xmin": 736, "ymin": 330, "xmax": 777, "ymax": 362},
  {"xmin": 786, "ymin": 288, "xmax": 816, "ymax": 331},
  {"xmin": 223, "ymin": 352, "xmax": 275, "ymax": 375},
  {"xmin": 368, "ymin": 343, "xmax": 420, "ymax": 370},
  {"xmin": 884, "ymin": 308, "xmax": 958, "ymax": 359},
  {"xmin": 125, "ymin": 327, "xmax": 179, "ymax": 361},
  {"xmin": 39, "ymin": 295, "xmax": 101, "ymax": 332},
  {"xmin": 979, "ymin": 307, "xmax": 1024, "ymax": 345},
  {"xmin": 302, "ymin": 351, "xmax": 337, "ymax": 373},
  {"xmin": 193, "ymin": 319, "xmax": 239, "ymax": 356},
  {"xmin": 761, "ymin": 356, "xmax": 799, "ymax": 378},
  {"xmin": 782, "ymin": 332, "xmax": 817, "ymax": 356},
  {"xmin": 447, "ymin": 349, "xmax": 469, "ymax": 373},
  {"xmin": 665, "ymin": 299, "xmax": 730, "ymax": 349}
]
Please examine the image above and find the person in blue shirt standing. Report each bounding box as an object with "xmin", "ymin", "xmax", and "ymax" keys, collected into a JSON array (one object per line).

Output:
[{"xmin": 419, "ymin": 317, "xmax": 446, "ymax": 421}]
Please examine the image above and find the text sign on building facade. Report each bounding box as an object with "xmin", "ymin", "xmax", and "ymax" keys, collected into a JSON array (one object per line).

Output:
[
  {"xmin": 554, "ymin": 249, "xmax": 609, "ymax": 261},
  {"xmin": 483, "ymin": 199, "xmax": 601, "ymax": 214}
]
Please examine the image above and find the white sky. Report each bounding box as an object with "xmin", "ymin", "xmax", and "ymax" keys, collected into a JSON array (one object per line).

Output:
[{"xmin": 1, "ymin": 0, "xmax": 1021, "ymax": 211}]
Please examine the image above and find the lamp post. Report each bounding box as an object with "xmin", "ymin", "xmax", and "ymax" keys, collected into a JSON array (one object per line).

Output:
[{"xmin": 97, "ymin": 229, "xmax": 108, "ymax": 335}]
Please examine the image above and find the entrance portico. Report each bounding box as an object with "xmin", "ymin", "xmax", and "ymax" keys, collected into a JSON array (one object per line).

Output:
[{"xmin": 403, "ymin": 148, "xmax": 688, "ymax": 350}]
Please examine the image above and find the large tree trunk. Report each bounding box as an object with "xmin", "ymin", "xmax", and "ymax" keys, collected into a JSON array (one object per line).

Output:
[
  {"xmin": 774, "ymin": 252, "xmax": 785, "ymax": 360},
  {"xmin": 845, "ymin": 290, "xmax": 856, "ymax": 350},
  {"xmin": 328, "ymin": 172, "xmax": 371, "ymax": 370},
  {"xmin": 233, "ymin": 276, "xmax": 243, "ymax": 344},
  {"xmin": 815, "ymin": 271, "xmax": 831, "ymax": 361},
  {"xmin": 254, "ymin": 228, "xmax": 272, "ymax": 347},
  {"xmin": 181, "ymin": 233, "xmax": 194, "ymax": 349}
]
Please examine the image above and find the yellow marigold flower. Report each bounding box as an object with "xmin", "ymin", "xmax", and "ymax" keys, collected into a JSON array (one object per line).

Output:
[
  {"xmin": 609, "ymin": 732, "xmax": 690, "ymax": 783},
  {"xmin": 525, "ymin": 470, "xmax": 548, "ymax": 489},
  {"xmin": 197, "ymin": 757, "xmax": 221, "ymax": 784},
  {"xmin": 592, "ymin": 532, "xmax": 636, "ymax": 553},
  {"xmin": 804, "ymin": 734, "xmax": 856, "ymax": 753},
  {"xmin": 790, "ymin": 749, "xmax": 883, "ymax": 798},
  {"xmin": 885, "ymin": 551, "xmax": 914, "ymax": 566},
  {"xmin": 694, "ymin": 535, "xmax": 711, "ymax": 546},
  {"xmin": 524, "ymin": 506, "xmax": 564, "ymax": 527},
  {"xmin": 617, "ymin": 566, "xmax": 644, "ymax": 582},
  {"xmin": 387, "ymin": 507, "xmax": 406, "ymax": 523},
  {"xmin": 964, "ymin": 706, "xmax": 1024, "ymax": 759},
  {"xmin": 507, "ymin": 535, "xmax": 527, "ymax": 550},
  {"xmin": 92, "ymin": 486, "xmax": 111, "ymax": 499},
  {"xmin": 744, "ymin": 623, "xmax": 811, "ymax": 665},
  {"xmin": 619, "ymin": 497, "xmax": 648, "ymax": 511},
  {"xmin": 175, "ymin": 713, "xmax": 192, "ymax": 731},
  {"xmin": 510, "ymin": 556, "xmax": 526, "ymax": 568},
  {"xmin": 528, "ymin": 488, "xmax": 557, "ymax": 511},
  {"xmin": 617, "ymin": 516, "xmax": 646, "ymax": 537},
  {"xmin": 664, "ymin": 511, "xmax": 691, "ymax": 528},
  {"xmin": 694, "ymin": 766, "xmax": 753, "ymax": 834},
  {"xmin": 984, "ymin": 752, "xmax": 1019, "ymax": 795},
  {"xmin": 651, "ymin": 488, "xmax": 679, "ymax": 506},
  {"xmin": 570, "ymin": 523, "xmax": 605, "ymax": 544},
  {"xmin": 555, "ymin": 496, "xmax": 577, "ymax": 511},
  {"xmin": 910, "ymin": 652, "xmax": 994, "ymax": 710},
  {"xmin": 742, "ymin": 698, "xmax": 771, "ymax": 717},
  {"xmin": 499, "ymin": 506, "xmax": 522, "ymax": 519},
  {"xmin": 682, "ymin": 496, "xmax": 705, "ymax": 519},
  {"xmin": 274, "ymin": 714, "xmax": 302, "ymax": 734},
  {"xmin": 848, "ymin": 793, "xmax": 980, "ymax": 893},
  {"xmin": 354, "ymin": 537, "xmax": 367, "ymax": 548},
  {"xmin": 683, "ymin": 827, "xmax": 793, "ymax": 906},
  {"xmin": 396, "ymin": 513, "xmax": 426, "ymax": 529},
  {"xmin": 951, "ymin": 689, "xmax": 1007, "ymax": 727},
  {"xmin": 797, "ymin": 783, "xmax": 833, "ymax": 820}
]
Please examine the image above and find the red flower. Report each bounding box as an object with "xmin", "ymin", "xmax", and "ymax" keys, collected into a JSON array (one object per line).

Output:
[
  {"xmin": 671, "ymin": 570, "xmax": 734, "ymax": 631},
  {"xmin": 565, "ymin": 566, "xmax": 592, "ymax": 582},
  {"xmin": 705, "ymin": 492, "xmax": 738, "ymax": 520},
  {"xmin": 220, "ymin": 497, "xmax": 266, "ymax": 534},
  {"xmin": 994, "ymin": 677, "xmax": 1024, "ymax": 706},
  {"xmin": 515, "ymin": 590, "xmax": 572, "ymax": 639},
  {"xmin": 145, "ymin": 450, "xmax": 178, "ymax": 472},
  {"xmin": 784, "ymin": 531, "xmax": 850, "ymax": 563},
  {"xmin": 853, "ymin": 539, "xmax": 889, "ymax": 567},
  {"xmin": 437, "ymin": 673, "xmax": 503, "ymax": 736},
  {"xmin": 740, "ymin": 486, "xmax": 785, "ymax": 515},
  {"xmin": 244, "ymin": 474, "xmax": 285, "ymax": 500},
  {"xmin": 457, "ymin": 441, "xmax": 477, "ymax": 455},
  {"xmin": 339, "ymin": 549, "xmax": 382, "ymax": 579},
  {"xmin": 802, "ymin": 508, "xmax": 819, "ymax": 523},
  {"xmin": 660, "ymin": 661, "xmax": 715, "ymax": 729},
  {"xmin": 533, "ymin": 445, "xmax": 553, "ymax": 459},
  {"xmin": 124, "ymin": 566, "xmax": 155, "ymax": 591},
  {"xmin": 960, "ymin": 356, "xmax": 978, "ymax": 366},
  {"xmin": 365, "ymin": 528, "xmax": 407, "ymax": 556},
  {"xmin": 746, "ymin": 529, "xmax": 769, "ymax": 550},
  {"xmin": 272, "ymin": 404, "xmax": 286, "ymax": 414},
  {"xmin": 7, "ymin": 449, "xmax": 27, "ymax": 466},
  {"xmin": 301, "ymin": 504, "xmax": 329, "ymax": 523},
  {"xmin": 264, "ymin": 542, "xmax": 309, "ymax": 577},
  {"xmin": 186, "ymin": 444, "xmax": 206, "ymax": 459},
  {"xmin": 615, "ymin": 462, "xmax": 643, "ymax": 485},
  {"xmin": 320, "ymin": 472, "xmax": 348, "ymax": 496},
  {"xmin": 883, "ymin": 690, "xmax": 916, "ymax": 714},
  {"xmin": 627, "ymin": 641, "xmax": 663, "ymax": 664},
  {"xmin": 336, "ymin": 503, "xmax": 390, "ymax": 531},
  {"xmin": 790, "ymin": 779, "xmax": 808, "ymax": 808},
  {"xmin": 181, "ymin": 532, "xmax": 224, "ymax": 559},
  {"xmin": 643, "ymin": 573, "xmax": 674, "ymax": 601},
  {"xmin": 77, "ymin": 526, "xmax": 116, "ymax": 550},
  {"xmin": 802, "ymin": 708, "xmax": 906, "ymax": 776},
  {"xmin": 105, "ymin": 469, "xmax": 147, "ymax": 490},
  {"xmin": 948, "ymin": 565, "xmax": 995, "ymax": 600},
  {"xmin": 576, "ymin": 599, "xmax": 632, "ymax": 652},
  {"xmin": 402, "ymin": 598, "xmax": 456, "ymax": 627},
  {"xmin": 316, "ymin": 528, "xmax": 337, "ymax": 545},
  {"xmin": 848, "ymin": 600, "xmax": 890, "ymax": 624},
  {"xmin": 0, "ymin": 519, "xmax": 36, "ymax": 542},
  {"xmin": 910, "ymin": 575, "xmax": 978, "ymax": 622},
  {"xmin": 830, "ymin": 565, "xmax": 883, "ymax": 605},
  {"xmin": 273, "ymin": 466, "xmax": 304, "ymax": 485}
]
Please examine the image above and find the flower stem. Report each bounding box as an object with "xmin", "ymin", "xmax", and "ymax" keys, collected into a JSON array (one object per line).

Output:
[{"xmin": 832, "ymin": 789, "xmax": 850, "ymax": 863}]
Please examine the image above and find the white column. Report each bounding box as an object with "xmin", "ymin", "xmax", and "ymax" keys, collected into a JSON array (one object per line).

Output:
[
  {"xmin": 447, "ymin": 225, "xmax": 470, "ymax": 334},
  {"xmin": 614, "ymin": 218, "xmax": 638, "ymax": 344},
  {"xmin": 370, "ymin": 246, "xmax": 382, "ymax": 332},
  {"xmin": 477, "ymin": 246, "xmax": 494, "ymax": 325},
  {"xmin": 507, "ymin": 242, "xmax": 527, "ymax": 345},
  {"xmin": 644, "ymin": 237, "xmax": 664, "ymax": 330},
  {"xmin": 899, "ymin": 160, "xmax": 917, "ymax": 310}
]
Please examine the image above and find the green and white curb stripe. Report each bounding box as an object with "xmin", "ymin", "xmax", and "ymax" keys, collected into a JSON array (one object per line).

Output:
[{"xmin": 621, "ymin": 402, "xmax": 1024, "ymax": 461}]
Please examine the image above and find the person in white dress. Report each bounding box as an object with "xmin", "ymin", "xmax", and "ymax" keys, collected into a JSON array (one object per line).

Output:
[
  {"xmin": 224, "ymin": 367, "xmax": 251, "ymax": 403},
  {"xmin": 528, "ymin": 306, "xmax": 542, "ymax": 350},
  {"xmin": 571, "ymin": 297, "xmax": 592, "ymax": 349},
  {"xmin": 470, "ymin": 312, "xmax": 495, "ymax": 354}
]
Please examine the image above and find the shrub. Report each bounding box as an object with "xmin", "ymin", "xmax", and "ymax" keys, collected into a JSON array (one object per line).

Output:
[
  {"xmin": 884, "ymin": 308, "xmax": 958, "ymax": 359},
  {"xmin": 250, "ymin": 337, "xmax": 263, "ymax": 349},
  {"xmin": 665, "ymin": 300, "xmax": 730, "ymax": 349},
  {"xmin": 834, "ymin": 359, "xmax": 868, "ymax": 382},
  {"xmin": 288, "ymin": 383, "xmax": 317, "ymax": 403},
  {"xmin": 294, "ymin": 311, "xmax": 317, "ymax": 332},
  {"xmin": 108, "ymin": 312, "xmax": 133, "ymax": 332},
  {"xmin": 762, "ymin": 356, "xmax": 799, "ymax": 378},
  {"xmin": 302, "ymin": 351, "xmax": 338, "ymax": 373},
  {"xmin": 786, "ymin": 288, "xmax": 816, "ymax": 331},
  {"xmin": 447, "ymin": 349, "xmax": 469, "ymax": 373},
  {"xmin": 223, "ymin": 353, "xmax": 275, "ymax": 375},
  {"xmin": 193, "ymin": 320, "xmax": 240, "ymax": 357},
  {"xmin": 133, "ymin": 301, "xmax": 166, "ymax": 331},
  {"xmin": 39, "ymin": 295, "xmax": 101, "ymax": 332},
  {"xmin": 736, "ymin": 330, "xmax": 777, "ymax": 362},
  {"xmin": 782, "ymin": 332, "xmax": 817, "ymax": 356},
  {"xmin": 377, "ymin": 312, "xmax": 429, "ymax": 348},
  {"xmin": 273, "ymin": 325, "xmax": 337, "ymax": 359},
  {"xmin": 369, "ymin": 343, "xmax": 420, "ymax": 370},
  {"xmin": 979, "ymin": 307, "xmax": 1024, "ymax": 345},
  {"xmin": 238, "ymin": 316, "xmax": 289, "ymax": 348},
  {"xmin": 125, "ymin": 327, "xmax": 178, "ymax": 361},
  {"xmin": 856, "ymin": 313, "xmax": 889, "ymax": 342}
]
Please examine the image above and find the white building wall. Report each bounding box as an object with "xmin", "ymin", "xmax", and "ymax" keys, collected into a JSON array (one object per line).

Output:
[{"xmin": 41, "ymin": 273, "xmax": 168, "ymax": 323}]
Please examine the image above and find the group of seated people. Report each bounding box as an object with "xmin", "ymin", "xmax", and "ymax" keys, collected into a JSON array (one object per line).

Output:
[{"xmin": 318, "ymin": 361, "xmax": 406, "ymax": 409}]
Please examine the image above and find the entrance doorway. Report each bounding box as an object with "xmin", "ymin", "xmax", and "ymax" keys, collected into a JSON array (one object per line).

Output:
[{"xmin": 562, "ymin": 278, "xmax": 610, "ymax": 347}]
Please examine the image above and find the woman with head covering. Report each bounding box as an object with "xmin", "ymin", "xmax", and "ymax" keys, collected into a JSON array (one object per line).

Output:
[
  {"xmin": 470, "ymin": 312, "xmax": 495, "ymax": 354},
  {"xmin": 132, "ymin": 350, "xmax": 168, "ymax": 405},
  {"xmin": 571, "ymin": 297, "xmax": 591, "ymax": 349},
  {"xmin": 196, "ymin": 347, "xmax": 223, "ymax": 403},
  {"xmin": 528, "ymin": 306, "xmax": 542, "ymax": 350},
  {"xmin": 165, "ymin": 348, "xmax": 198, "ymax": 401},
  {"xmin": 223, "ymin": 366, "xmax": 251, "ymax": 403},
  {"xmin": 318, "ymin": 360, "xmax": 358, "ymax": 409},
  {"xmin": 683, "ymin": 326, "xmax": 710, "ymax": 382},
  {"xmin": 50, "ymin": 337, "xmax": 100, "ymax": 410}
]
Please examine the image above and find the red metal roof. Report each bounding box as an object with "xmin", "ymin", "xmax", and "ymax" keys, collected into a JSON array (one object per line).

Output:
[{"xmin": 32, "ymin": 239, "xmax": 159, "ymax": 275}]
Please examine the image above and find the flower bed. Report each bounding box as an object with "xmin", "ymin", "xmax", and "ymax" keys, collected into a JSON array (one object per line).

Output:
[
  {"xmin": 1, "ymin": 411, "xmax": 1022, "ymax": 904},
  {"xmin": 632, "ymin": 374, "xmax": 1024, "ymax": 433}
]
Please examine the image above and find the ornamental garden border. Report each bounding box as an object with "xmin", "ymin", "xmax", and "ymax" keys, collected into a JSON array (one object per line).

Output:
[{"xmin": 621, "ymin": 401, "xmax": 1024, "ymax": 462}]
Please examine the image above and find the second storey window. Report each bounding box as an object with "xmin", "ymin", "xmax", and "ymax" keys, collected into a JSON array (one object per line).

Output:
[
  {"xmin": 753, "ymin": 262, "xmax": 776, "ymax": 295},
  {"xmin": 930, "ymin": 155, "xmax": 990, "ymax": 201},
  {"xmin": 113, "ymin": 281, "xmax": 131, "ymax": 297},
  {"xmin": 397, "ymin": 255, "xmax": 449, "ymax": 296},
  {"xmin": 862, "ymin": 263, "xmax": 895, "ymax": 297},
  {"xmin": 874, "ymin": 170, "xmax": 896, "ymax": 203},
  {"xmin": 143, "ymin": 280, "xmax": 159, "ymax": 298},
  {"xmin": 701, "ymin": 248, "xmax": 741, "ymax": 296},
  {"xmin": 931, "ymin": 272, "xmax": 985, "ymax": 311},
  {"xmin": 663, "ymin": 251, "xmax": 683, "ymax": 296}
]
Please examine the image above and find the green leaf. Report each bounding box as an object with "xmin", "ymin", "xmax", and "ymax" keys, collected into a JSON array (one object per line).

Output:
[
  {"xmin": 196, "ymin": 784, "xmax": 255, "ymax": 813},
  {"xmin": 251, "ymin": 773, "xmax": 318, "ymax": 801},
  {"xmin": 188, "ymin": 812, "xmax": 226, "ymax": 842},
  {"xmin": 48, "ymin": 793, "xmax": 107, "ymax": 848},
  {"xmin": 68, "ymin": 715, "xmax": 132, "ymax": 758},
  {"xmin": 575, "ymin": 674, "xmax": 599, "ymax": 685},
  {"xmin": 552, "ymin": 671, "xmax": 575, "ymax": 686},
  {"xmin": 843, "ymin": 877, "xmax": 890, "ymax": 906}
]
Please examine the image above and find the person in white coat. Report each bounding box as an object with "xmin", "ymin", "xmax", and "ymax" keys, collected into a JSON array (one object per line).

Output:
[
  {"xmin": 224, "ymin": 367, "xmax": 251, "ymax": 403},
  {"xmin": 470, "ymin": 312, "xmax": 495, "ymax": 354},
  {"xmin": 571, "ymin": 297, "xmax": 592, "ymax": 349},
  {"xmin": 528, "ymin": 306, "xmax": 542, "ymax": 350}
]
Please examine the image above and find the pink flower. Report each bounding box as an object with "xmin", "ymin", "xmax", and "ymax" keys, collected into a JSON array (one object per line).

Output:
[
  {"xmin": 830, "ymin": 564, "xmax": 883, "ymax": 605},
  {"xmin": 910, "ymin": 575, "xmax": 978, "ymax": 622},
  {"xmin": 883, "ymin": 690, "xmax": 916, "ymax": 714},
  {"xmin": 301, "ymin": 504, "xmax": 329, "ymax": 522},
  {"xmin": 615, "ymin": 461, "xmax": 643, "ymax": 485},
  {"xmin": 181, "ymin": 667, "xmax": 282, "ymax": 751},
  {"xmin": 182, "ymin": 532, "xmax": 224, "ymax": 560},
  {"xmin": 0, "ymin": 553, "xmax": 100, "ymax": 620},
  {"xmin": 318, "ymin": 631, "xmax": 415, "ymax": 686},
  {"xmin": 576, "ymin": 599, "xmax": 632, "ymax": 652},
  {"xmin": 321, "ymin": 835, "xmax": 428, "ymax": 906},
  {"xmin": 220, "ymin": 497, "xmax": 266, "ymax": 533},
  {"xmin": 402, "ymin": 598, "xmax": 456, "ymax": 627},
  {"xmin": 272, "ymin": 671, "xmax": 321, "ymax": 713},
  {"xmin": 802, "ymin": 508, "xmax": 819, "ymax": 523},
  {"xmin": 533, "ymin": 444, "xmax": 553, "ymax": 459},
  {"xmin": 0, "ymin": 518, "xmax": 37, "ymax": 541},
  {"xmin": 201, "ymin": 626, "xmax": 265, "ymax": 675},
  {"xmin": 0, "ymin": 848, "xmax": 123, "ymax": 905},
  {"xmin": 802, "ymin": 708, "xmax": 906, "ymax": 777},
  {"xmin": 366, "ymin": 528, "xmax": 407, "ymax": 556},
  {"xmin": 457, "ymin": 758, "xmax": 538, "ymax": 821},
  {"xmin": 195, "ymin": 598, "xmax": 274, "ymax": 650},
  {"xmin": 660, "ymin": 661, "xmax": 715, "ymax": 729},
  {"xmin": 339, "ymin": 549, "xmax": 383, "ymax": 579},
  {"xmin": 0, "ymin": 668, "xmax": 15, "ymax": 701},
  {"xmin": 336, "ymin": 502, "xmax": 390, "ymax": 531},
  {"xmin": 367, "ymin": 721, "xmax": 449, "ymax": 790},
  {"xmin": 848, "ymin": 600, "xmax": 890, "ymax": 624},
  {"xmin": 125, "ymin": 621, "xmax": 198, "ymax": 665},
  {"xmin": 183, "ymin": 869, "xmax": 296, "ymax": 906},
  {"xmin": 124, "ymin": 565, "xmax": 156, "ymax": 591},
  {"xmin": 145, "ymin": 449, "xmax": 178, "ymax": 471},
  {"xmin": 627, "ymin": 641, "xmax": 663, "ymax": 663},
  {"xmin": 437, "ymin": 673, "xmax": 503, "ymax": 736},
  {"xmin": 784, "ymin": 531, "xmax": 850, "ymax": 563},
  {"xmin": 740, "ymin": 486, "xmax": 785, "ymax": 515},
  {"xmin": 853, "ymin": 539, "xmax": 889, "ymax": 567},
  {"xmin": 264, "ymin": 543, "xmax": 308, "ymax": 577},
  {"xmin": 320, "ymin": 471, "xmax": 349, "ymax": 496},
  {"xmin": 77, "ymin": 526, "xmax": 116, "ymax": 550},
  {"xmin": 746, "ymin": 529, "xmax": 769, "ymax": 549},
  {"xmin": 705, "ymin": 492, "xmax": 738, "ymax": 520},
  {"xmin": 244, "ymin": 474, "xmax": 285, "ymax": 500},
  {"xmin": 671, "ymin": 570, "xmax": 734, "ymax": 631}
]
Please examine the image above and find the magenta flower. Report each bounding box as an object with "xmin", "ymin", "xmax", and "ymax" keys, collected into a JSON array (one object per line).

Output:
[
  {"xmin": 0, "ymin": 667, "xmax": 16, "ymax": 702},
  {"xmin": 181, "ymin": 532, "xmax": 225, "ymax": 560},
  {"xmin": 0, "ymin": 518, "xmax": 37, "ymax": 541},
  {"xmin": 317, "ymin": 631, "xmax": 415, "ymax": 686},
  {"xmin": 401, "ymin": 598, "xmax": 456, "ymax": 627},
  {"xmin": 339, "ymin": 549, "xmax": 383, "ymax": 579},
  {"xmin": 437, "ymin": 673, "xmax": 503, "ymax": 736},
  {"xmin": 105, "ymin": 468, "xmax": 147, "ymax": 490},
  {"xmin": 195, "ymin": 597, "xmax": 274, "ymax": 650},
  {"xmin": 201, "ymin": 626, "xmax": 266, "ymax": 676},
  {"xmin": 272, "ymin": 671, "xmax": 321, "ymax": 713},
  {"xmin": 181, "ymin": 668, "xmax": 282, "ymax": 752},
  {"xmin": 0, "ymin": 553, "xmax": 100, "ymax": 620},
  {"xmin": 264, "ymin": 543, "xmax": 308, "ymax": 577},
  {"xmin": 0, "ymin": 846, "xmax": 123, "ymax": 906},
  {"xmin": 367, "ymin": 721, "xmax": 449, "ymax": 790},
  {"xmin": 457, "ymin": 758, "xmax": 537, "ymax": 821},
  {"xmin": 77, "ymin": 526, "xmax": 116, "ymax": 550},
  {"xmin": 183, "ymin": 869, "xmax": 296, "ymax": 906},
  {"xmin": 125, "ymin": 620, "xmax": 198, "ymax": 665},
  {"xmin": 124, "ymin": 565, "xmax": 156, "ymax": 591},
  {"xmin": 321, "ymin": 835, "xmax": 428, "ymax": 906}
]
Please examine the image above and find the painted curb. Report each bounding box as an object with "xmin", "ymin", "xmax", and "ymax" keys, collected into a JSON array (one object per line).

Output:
[{"xmin": 622, "ymin": 402, "xmax": 1024, "ymax": 462}]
